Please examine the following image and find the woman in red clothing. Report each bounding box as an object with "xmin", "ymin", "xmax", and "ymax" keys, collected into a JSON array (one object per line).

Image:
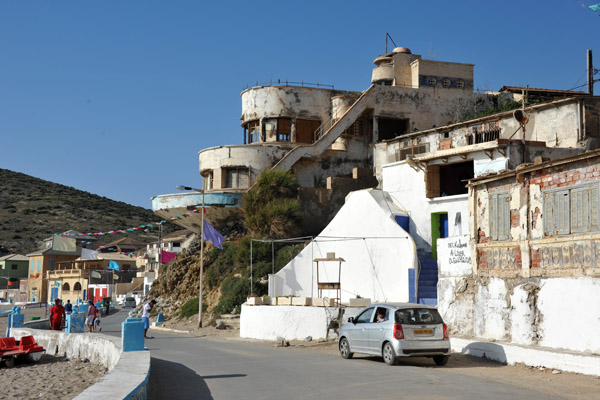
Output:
[{"xmin": 49, "ymin": 298, "xmax": 65, "ymax": 330}]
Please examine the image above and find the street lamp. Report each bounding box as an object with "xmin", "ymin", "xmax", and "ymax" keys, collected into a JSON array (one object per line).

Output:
[{"xmin": 176, "ymin": 185, "xmax": 205, "ymax": 328}]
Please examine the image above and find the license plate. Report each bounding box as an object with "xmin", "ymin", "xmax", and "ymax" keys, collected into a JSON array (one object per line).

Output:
[{"xmin": 414, "ymin": 329, "xmax": 433, "ymax": 335}]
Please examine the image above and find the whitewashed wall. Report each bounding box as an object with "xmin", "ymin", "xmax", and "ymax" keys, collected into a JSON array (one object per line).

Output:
[
  {"xmin": 271, "ymin": 189, "xmax": 417, "ymax": 303},
  {"xmin": 382, "ymin": 161, "xmax": 469, "ymax": 251},
  {"xmin": 438, "ymin": 274, "xmax": 600, "ymax": 354},
  {"xmin": 240, "ymin": 305, "xmax": 330, "ymax": 341}
]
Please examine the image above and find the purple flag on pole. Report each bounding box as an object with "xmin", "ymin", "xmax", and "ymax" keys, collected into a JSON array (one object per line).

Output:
[{"xmin": 203, "ymin": 220, "xmax": 225, "ymax": 249}]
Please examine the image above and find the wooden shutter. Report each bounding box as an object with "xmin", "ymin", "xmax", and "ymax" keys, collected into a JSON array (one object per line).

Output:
[
  {"xmin": 590, "ymin": 183, "xmax": 599, "ymax": 232},
  {"xmin": 490, "ymin": 194, "xmax": 498, "ymax": 240},
  {"xmin": 425, "ymin": 165, "xmax": 440, "ymax": 198},
  {"xmin": 498, "ymin": 193, "xmax": 510, "ymax": 241},
  {"xmin": 554, "ymin": 190, "xmax": 570, "ymax": 235},
  {"xmin": 543, "ymin": 191, "xmax": 554, "ymax": 236},
  {"xmin": 571, "ymin": 186, "xmax": 590, "ymax": 233}
]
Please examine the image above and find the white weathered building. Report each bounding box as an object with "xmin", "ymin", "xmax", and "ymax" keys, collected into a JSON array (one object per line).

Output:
[{"xmin": 152, "ymin": 47, "xmax": 496, "ymax": 234}]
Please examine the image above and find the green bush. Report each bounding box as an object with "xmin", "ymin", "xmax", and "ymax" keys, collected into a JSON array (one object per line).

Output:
[
  {"xmin": 214, "ymin": 277, "xmax": 250, "ymax": 314},
  {"xmin": 178, "ymin": 297, "xmax": 200, "ymax": 319},
  {"xmin": 243, "ymin": 170, "xmax": 302, "ymax": 238}
]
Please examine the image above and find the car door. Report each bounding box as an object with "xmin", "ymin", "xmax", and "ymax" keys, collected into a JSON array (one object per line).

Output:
[
  {"xmin": 347, "ymin": 307, "xmax": 374, "ymax": 353},
  {"xmin": 368, "ymin": 307, "xmax": 391, "ymax": 354}
]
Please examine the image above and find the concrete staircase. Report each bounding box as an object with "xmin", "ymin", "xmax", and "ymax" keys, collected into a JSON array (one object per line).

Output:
[
  {"xmin": 417, "ymin": 254, "xmax": 438, "ymax": 306},
  {"xmin": 272, "ymin": 85, "xmax": 376, "ymax": 171}
]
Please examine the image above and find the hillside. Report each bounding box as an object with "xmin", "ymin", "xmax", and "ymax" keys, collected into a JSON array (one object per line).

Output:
[{"xmin": 0, "ymin": 168, "xmax": 173, "ymax": 255}]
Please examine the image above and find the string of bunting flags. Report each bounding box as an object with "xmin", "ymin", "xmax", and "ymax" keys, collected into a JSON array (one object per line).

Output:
[{"xmin": 53, "ymin": 207, "xmax": 206, "ymax": 256}]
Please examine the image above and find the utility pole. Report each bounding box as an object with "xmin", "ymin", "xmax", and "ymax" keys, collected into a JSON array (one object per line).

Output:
[
  {"xmin": 588, "ymin": 49, "xmax": 594, "ymax": 95},
  {"xmin": 176, "ymin": 185, "xmax": 205, "ymax": 328}
]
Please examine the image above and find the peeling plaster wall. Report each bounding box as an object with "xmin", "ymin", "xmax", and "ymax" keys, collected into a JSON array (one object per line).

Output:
[
  {"xmin": 293, "ymin": 137, "xmax": 371, "ymax": 188},
  {"xmin": 438, "ymin": 275, "xmax": 600, "ymax": 354},
  {"xmin": 198, "ymin": 144, "xmax": 289, "ymax": 189},
  {"xmin": 371, "ymin": 85, "xmax": 492, "ymax": 134},
  {"xmin": 473, "ymin": 278, "xmax": 509, "ymax": 340},
  {"xmin": 272, "ymin": 189, "xmax": 417, "ymax": 303},
  {"xmin": 241, "ymin": 86, "xmax": 344, "ymax": 123},
  {"xmin": 444, "ymin": 154, "xmax": 600, "ymax": 355}
]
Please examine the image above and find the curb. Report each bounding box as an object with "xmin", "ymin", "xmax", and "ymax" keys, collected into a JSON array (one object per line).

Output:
[
  {"xmin": 150, "ymin": 325, "xmax": 193, "ymax": 335},
  {"xmin": 12, "ymin": 327, "xmax": 151, "ymax": 399},
  {"xmin": 452, "ymin": 337, "xmax": 600, "ymax": 376}
]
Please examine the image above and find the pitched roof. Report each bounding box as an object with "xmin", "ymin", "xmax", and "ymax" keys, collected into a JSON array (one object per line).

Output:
[
  {"xmin": 102, "ymin": 237, "xmax": 147, "ymax": 247},
  {"xmin": 0, "ymin": 254, "xmax": 28, "ymax": 261}
]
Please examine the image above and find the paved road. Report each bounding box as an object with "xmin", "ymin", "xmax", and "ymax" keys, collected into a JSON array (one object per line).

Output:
[{"xmin": 100, "ymin": 307, "xmax": 572, "ymax": 400}]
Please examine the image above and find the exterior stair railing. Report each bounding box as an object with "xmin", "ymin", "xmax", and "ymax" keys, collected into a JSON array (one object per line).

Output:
[{"xmin": 270, "ymin": 84, "xmax": 376, "ymax": 172}]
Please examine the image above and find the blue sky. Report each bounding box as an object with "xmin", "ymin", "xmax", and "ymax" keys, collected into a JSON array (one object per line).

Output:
[{"xmin": 1, "ymin": 1, "xmax": 599, "ymax": 208}]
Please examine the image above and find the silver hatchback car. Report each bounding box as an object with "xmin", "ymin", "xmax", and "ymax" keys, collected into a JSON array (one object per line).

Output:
[{"xmin": 338, "ymin": 303, "xmax": 450, "ymax": 366}]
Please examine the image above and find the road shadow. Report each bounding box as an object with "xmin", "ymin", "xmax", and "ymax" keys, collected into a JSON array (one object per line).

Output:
[
  {"xmin": 149, "ymin": 357, "xmax": 214, "ymax": 400},
  {"xmin": 350, "ymin": 349, "xmax": 507, "ymax": 369}
]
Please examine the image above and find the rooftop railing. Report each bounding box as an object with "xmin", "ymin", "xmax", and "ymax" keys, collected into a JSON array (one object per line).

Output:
[{"xmin": 243, "ymin": 79, "xmax": 334, "ymax": 90}]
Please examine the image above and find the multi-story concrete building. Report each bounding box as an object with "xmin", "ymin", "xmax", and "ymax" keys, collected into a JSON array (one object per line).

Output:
[{"xmin": 151, "ymin": 47, "xmax": 497, "ymax": 234}]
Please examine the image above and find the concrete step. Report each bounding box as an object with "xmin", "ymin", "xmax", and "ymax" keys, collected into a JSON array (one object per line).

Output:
[{"xmin": 417, "ymin": 298, "xmax": 438, "ymax": 306}]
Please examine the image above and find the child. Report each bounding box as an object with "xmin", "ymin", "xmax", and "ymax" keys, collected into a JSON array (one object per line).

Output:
[{"xmin": 94, "ymin": 314, "xmax": 102, "ymax": 332}]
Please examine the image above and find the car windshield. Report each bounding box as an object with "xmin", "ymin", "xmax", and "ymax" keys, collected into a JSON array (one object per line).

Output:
[{"xmin": 395, "ymin": 308, "xmax": 444, "ymax": 325}]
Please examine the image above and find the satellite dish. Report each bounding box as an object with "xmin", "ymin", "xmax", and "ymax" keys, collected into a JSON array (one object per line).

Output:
[{"xmin": 513, "ymin": 109, "xmax": 529, "ymax": 125}]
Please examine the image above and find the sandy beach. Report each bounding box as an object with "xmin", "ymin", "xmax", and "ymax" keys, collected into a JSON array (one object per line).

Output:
[{"xmin": 1, "ymin": 304, "xmax": 107, "ymax": 399}]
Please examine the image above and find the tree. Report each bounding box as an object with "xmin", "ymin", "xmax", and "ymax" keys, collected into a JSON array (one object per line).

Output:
[{"xmin": 243, "ymin": 170, "xmax": 302, "ymax": 238}]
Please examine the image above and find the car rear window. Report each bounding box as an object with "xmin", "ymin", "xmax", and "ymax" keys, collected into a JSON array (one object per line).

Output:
[
  {"xmin": 126, "ymin": 297, "xmax": 135, "ymax": 301},
  {"xmin": 395, "ymin": 308, "xmax": 444, "ymax": 325}
]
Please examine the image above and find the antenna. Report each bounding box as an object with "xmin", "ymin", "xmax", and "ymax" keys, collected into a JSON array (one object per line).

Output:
[{"xmin": 385, "ymin": 33, "xmax": 397, "ymax": 53}]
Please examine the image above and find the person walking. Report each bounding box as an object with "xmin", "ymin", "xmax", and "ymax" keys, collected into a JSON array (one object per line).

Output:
[
  {"xmin": 143, "ymin": 299, "xmax": 157, "ymax": 339},
  {"xmin": 86, "ymin": 300, "xmax": 98, "ymax": 332},
  {"xmin": 64, "ymin": 299, "xmax": 73, "ymax": 316},
  {"xmin": 49, "ymin": 298, "xmax": 65, "ymax": 330}
]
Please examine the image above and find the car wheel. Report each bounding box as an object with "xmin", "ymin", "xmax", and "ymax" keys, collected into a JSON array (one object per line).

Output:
[
  {"xmin": 4, "ymin": 357, "xmax": 15, "ymax": 368},
  {"xmin": 433, "ymin": 355, "xmax": 449, "ymax": 366},
  {"xmin": 339, "ymin": 338, "xmax": 353, "ymax": 359},
  {"xmin": 382, "ymin": 342, "xmax": 397, "ymax": 366}
]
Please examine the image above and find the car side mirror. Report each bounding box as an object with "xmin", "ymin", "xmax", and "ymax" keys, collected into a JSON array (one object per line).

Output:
[{"xmin": 348, "ymin": 317, "xmax": 354, "ymax": 324}]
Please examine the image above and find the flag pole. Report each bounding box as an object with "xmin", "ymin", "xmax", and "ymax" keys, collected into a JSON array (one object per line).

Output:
[
  {"xmin": 198, "ymin": 189, "xmax": 204, "ymax": 329},
  {"xmin": 46, "ymin": 235, "xmax": 55, "ymax": 317}
]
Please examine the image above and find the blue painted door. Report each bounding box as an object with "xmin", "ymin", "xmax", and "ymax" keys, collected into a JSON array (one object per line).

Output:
[
  {"xmin": 51, "ymin": 287, "xmax": 58, "ymax": 303},
  {"xmin": 440, "ymin": 213, "xmax": 448, "ymax": 238}
]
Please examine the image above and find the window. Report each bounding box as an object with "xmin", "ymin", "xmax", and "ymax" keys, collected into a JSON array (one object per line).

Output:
[
  {"xmin": 395, "ymin": 308, "xmax": 444, "ymax": 324},
  {"xmin": 223, "ymin": 167, "xmax": 249, "ymax": 189},
  {"xmin": 355, "ymin": 308, "xmax": 374, "ymax": 324},
  {"xmin": 456, "ymin": 80, "xmax": 465, "ymax": 89},
  {"xmin": 62, "ymin": 282, "xmax": 70, "ymax": 291},
  {"xmin": 202, "ymin": 170, "xmax": 214, "ymax": 191},
  {"xmin": 442, "ymin": 78, "xmax": 451, "ymax": 88},
  {"xmin": 37, "ymin": 260, "xmax": 41, "ymax": 271},
  {"xmin": 30, "ymin": 261, "xmax": 34, "ymax": 272},
  {"xmin": 74, "ymin": 282, "xmax": 82, "ymax": 291},
  {"xmin": 490, "ymin": 192, "xmax": 510, "ymax": 241},
  {"xmin": 246, "ymin": 120, "xmax": 260, "ymax": 143},
  {"xmin": 278, "ymin": 118, "xmax": 291, "ymax": 142},
  {"xmin": 426, "ymin": 161, "xmax": 474, "ymax": 198},
  {"xmin": 11, "ymin": 264, "xmax": 18, "ymax": 270},
  {"xmin": 544, "ymin": 183, "xmax": 600, "ymax": 236},
  {"xmin": 378, "ymin": 117, "xmax": 410, "ymax": 141},
  {"xmin": 427, "ymin": 76, "xmax": 437, "ymax": 86}
]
